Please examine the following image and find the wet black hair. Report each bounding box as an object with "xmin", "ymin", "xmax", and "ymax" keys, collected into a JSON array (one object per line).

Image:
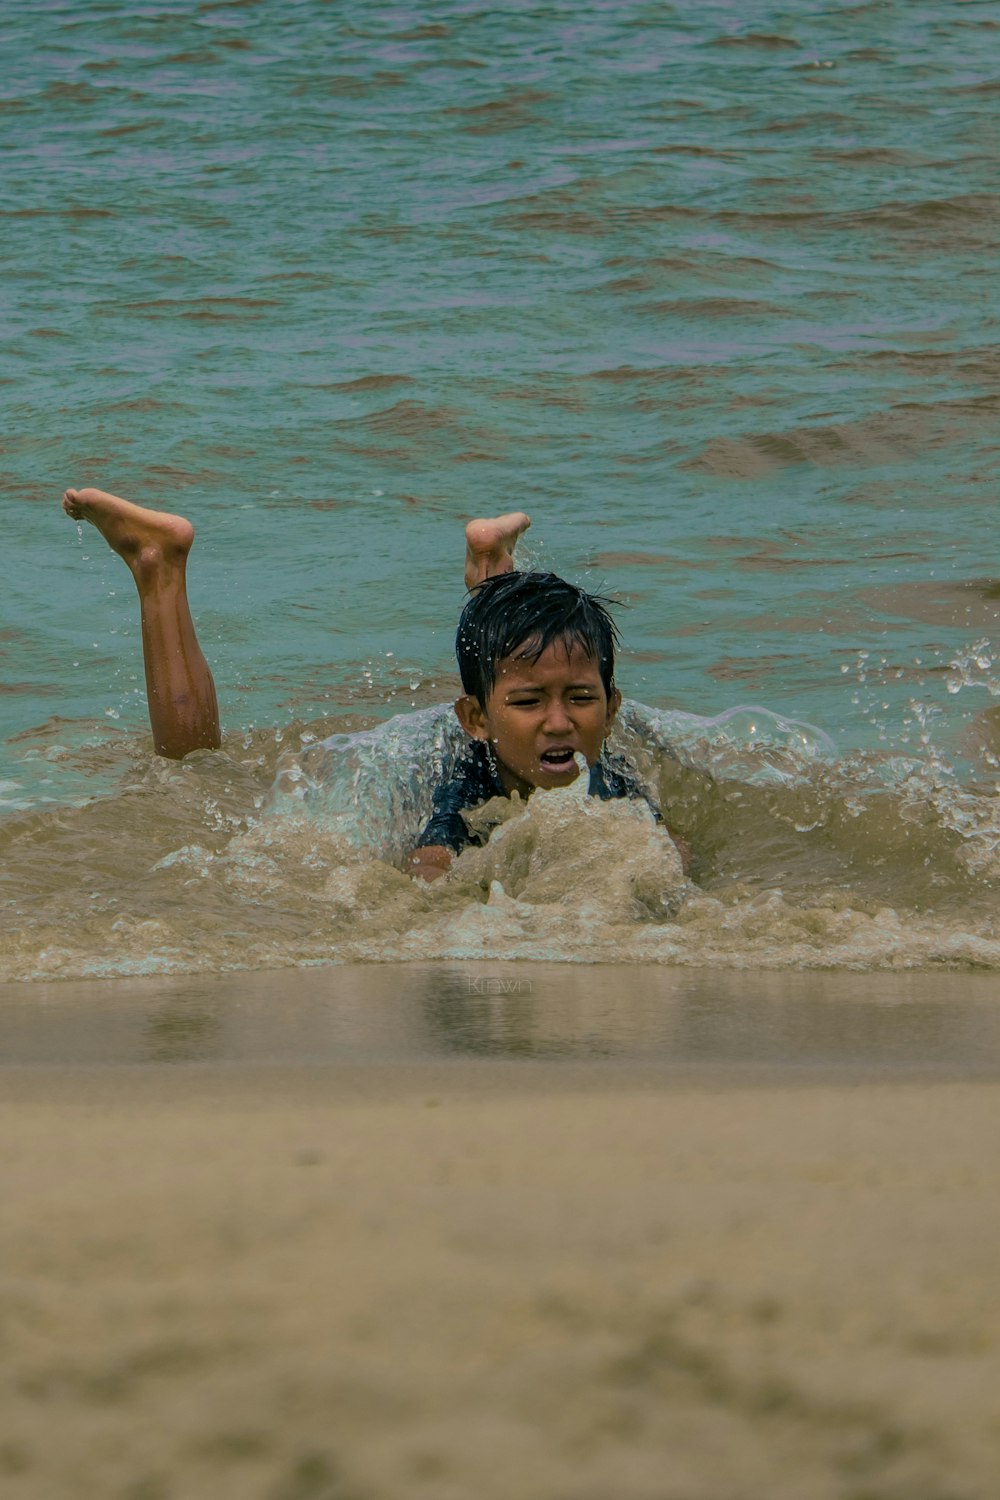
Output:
[{"xmin": 456, "ymin": 571, "xmax": 622, "ymax": 706}]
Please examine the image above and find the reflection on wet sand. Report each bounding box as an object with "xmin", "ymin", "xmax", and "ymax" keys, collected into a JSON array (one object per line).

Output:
[{"xmin": 4, "ymin": 964, "xmax": 1000, "ymax": 1077}]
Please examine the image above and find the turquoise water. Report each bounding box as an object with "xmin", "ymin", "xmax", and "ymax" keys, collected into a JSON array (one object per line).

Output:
[{"xmin": 4, "ymin": 1, "xmax": 1000, "ymax": 976}]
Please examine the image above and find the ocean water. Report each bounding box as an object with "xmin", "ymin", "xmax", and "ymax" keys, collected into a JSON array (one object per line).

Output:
[{"xmin": 4, "ymin": 0, "xmax": 1000, "ymax": 978}]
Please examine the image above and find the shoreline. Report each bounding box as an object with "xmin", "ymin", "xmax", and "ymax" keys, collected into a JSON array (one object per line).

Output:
[{"xmin": 5, "ymin": 961, "xmax": 1000, "ymax": 1076}]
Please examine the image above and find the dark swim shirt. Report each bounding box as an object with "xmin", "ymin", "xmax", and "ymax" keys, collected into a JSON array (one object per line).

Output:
[{"xmin": 415, "ymin": 739, "xmax": 662, "ymax": 854}]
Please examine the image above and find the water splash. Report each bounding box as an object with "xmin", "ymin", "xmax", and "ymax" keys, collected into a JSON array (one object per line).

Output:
[
  {"xmin": 7, "ymin": 696, "xmax": 1000, "ymax": 981},
  {"xmin": 946, "ymin": 639, "xmax": 1000, "ymax": 698}
]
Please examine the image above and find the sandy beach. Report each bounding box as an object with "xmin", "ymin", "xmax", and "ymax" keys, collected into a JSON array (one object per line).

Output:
[{"xmin": 3, "ymin": 963, "xmax": 1000, "ymax": 1499}]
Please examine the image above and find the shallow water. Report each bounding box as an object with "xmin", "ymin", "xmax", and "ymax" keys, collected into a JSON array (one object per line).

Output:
[{"xmin": 4, "ymin": 1, "xmax": 1000, "ymax": 976}]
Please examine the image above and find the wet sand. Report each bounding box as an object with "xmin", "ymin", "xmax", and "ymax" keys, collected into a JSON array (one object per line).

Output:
[{"xmin": 3, "ymin": 964, "xmax": 1000, "ymax": 1499}]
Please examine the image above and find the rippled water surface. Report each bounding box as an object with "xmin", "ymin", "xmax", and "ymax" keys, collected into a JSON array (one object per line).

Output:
[{"xmin": 4, "ymin": 0, "xmax": 1000, "ymax": 976}]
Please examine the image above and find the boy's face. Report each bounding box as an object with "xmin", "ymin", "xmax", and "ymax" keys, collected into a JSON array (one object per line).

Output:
[{"xmin": 456, "ymin": 637, "xmax": 621, "ymax": 798}]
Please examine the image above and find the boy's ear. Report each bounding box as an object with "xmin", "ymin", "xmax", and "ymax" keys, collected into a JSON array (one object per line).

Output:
[
  {"xmin": 605, "ymin": 686, "xmax": 622, "ymax": 729},
  {"xmin": 455, "ymin": 695, "xmax": 489, "ymax": 741}
]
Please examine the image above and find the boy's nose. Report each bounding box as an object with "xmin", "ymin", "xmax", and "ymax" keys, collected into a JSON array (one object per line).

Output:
[{"xmin": 542, "ymin": 699, "xmax": 573, "ymax": 732}]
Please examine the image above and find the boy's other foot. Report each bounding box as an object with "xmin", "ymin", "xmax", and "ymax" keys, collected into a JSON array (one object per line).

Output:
[
  {"xmin": 62, "ymin": 487, "xmax": 194, "ymax": 581},
  {"xmin": 464, "ymin": 511, "xmax": 531, "ymax": 589}
]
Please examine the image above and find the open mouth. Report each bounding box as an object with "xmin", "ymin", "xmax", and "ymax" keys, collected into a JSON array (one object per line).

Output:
[{"xmin": 539, "ymin": 747, "xmax": 578, "ymax": 773}]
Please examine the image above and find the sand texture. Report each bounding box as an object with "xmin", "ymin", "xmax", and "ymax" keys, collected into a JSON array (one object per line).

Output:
[{"xmin": 3, "ymin": 966, "xmax": 1000, "ymax": 1498}]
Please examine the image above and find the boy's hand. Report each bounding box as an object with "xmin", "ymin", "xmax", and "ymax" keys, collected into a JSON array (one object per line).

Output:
[{"xmin": 408, "ymin": 845, "xmax": 453, "ymax": 882}]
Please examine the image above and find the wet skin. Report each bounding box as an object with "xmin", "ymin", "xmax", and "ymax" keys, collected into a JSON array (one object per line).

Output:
[{"xmin": 455, "ymin": 638, "xmax": 620, "ymax": 798}]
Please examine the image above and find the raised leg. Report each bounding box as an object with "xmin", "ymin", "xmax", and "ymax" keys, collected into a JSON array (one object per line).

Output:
[
  {"xmin": 62, "ymin": 487, "xmax": 221, "ymax": 759},
  {"xmin": 464, "ymin": 511, "xmax": 531, "ymax": 591}
]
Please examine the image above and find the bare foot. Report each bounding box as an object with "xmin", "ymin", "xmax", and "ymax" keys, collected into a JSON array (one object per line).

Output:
[
  {"xmin": 464, "ymin": 511, "xmax": 531, "ymax": 590},
  {"xmin": 62, "ymin": 487, "xmax": 194, "ymax": 581},
  {"xmin": 62, "ymin": 486, "xmax": 220, "ymax": 758}
]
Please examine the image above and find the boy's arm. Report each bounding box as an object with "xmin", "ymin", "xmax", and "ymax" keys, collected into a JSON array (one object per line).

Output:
[
  {"xmin": 408, "ymin": 844, "xmax": 453, "ymax": 882},
  {"xmin": 409, "ymin": 744, "xmax": 494, "ymax": 881}
]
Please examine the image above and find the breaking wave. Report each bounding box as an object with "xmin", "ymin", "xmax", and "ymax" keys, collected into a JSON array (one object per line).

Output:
[{"xmin": 6, "ymin": 698, "xmax": 1000, "ymax": 981}]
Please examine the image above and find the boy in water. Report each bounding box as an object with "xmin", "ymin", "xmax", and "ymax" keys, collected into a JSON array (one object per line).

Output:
[{"xmin": 61, "ymin": 488, "xmax": 686, "ymax": 878}]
